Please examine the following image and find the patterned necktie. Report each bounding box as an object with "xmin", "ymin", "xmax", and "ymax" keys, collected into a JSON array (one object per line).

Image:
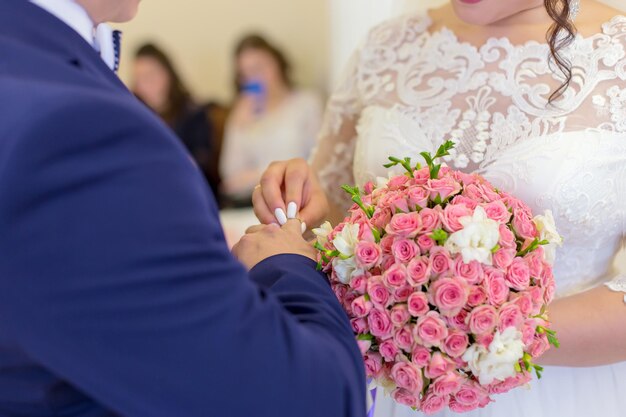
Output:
[{"xmin": 95, "ymin": 24, "xmax": 122, "ymax": 73}]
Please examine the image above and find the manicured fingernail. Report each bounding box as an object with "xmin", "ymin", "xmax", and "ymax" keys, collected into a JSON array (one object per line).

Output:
[
  {"xmin": 287, "ymin": 202, "xmax": 298, "ymax": 219},
  {"xmin": 274, "ymin": 208, "xmax": 287, "ymax": 225},
  {"xmin": 301, "ymin": 222, "xmax": 307, "ymax": 234}
]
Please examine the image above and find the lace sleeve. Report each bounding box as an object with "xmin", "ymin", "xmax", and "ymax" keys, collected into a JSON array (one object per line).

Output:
[{"xmin": 310, "ymin": 47, "xmax": 363, "ymax": 212}]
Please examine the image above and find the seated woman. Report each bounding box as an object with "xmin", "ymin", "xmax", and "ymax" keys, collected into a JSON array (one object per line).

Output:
[
  {"xmin": 219, "ymin": 34, "xmax": 323, "ymax": 207},
  {"xmin": 132, "ymin": 43, "xmax": 221, "ymax": 197}
]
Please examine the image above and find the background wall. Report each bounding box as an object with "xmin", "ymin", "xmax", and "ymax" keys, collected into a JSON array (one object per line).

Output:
[{"xmin": 115, "ymin": 0, "xmax": 330, "ymax": 104}]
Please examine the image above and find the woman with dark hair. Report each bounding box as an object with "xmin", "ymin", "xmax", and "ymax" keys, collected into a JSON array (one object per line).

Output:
[
  {"xmin": 219, "ymin": 34, "xmax": 323, "ymax": 207},
  {"xmin": 132, "ymin": 43, "xmax": 221, "ymax": 196},
  {"xmin": 254, "ymin": 1, "xmax": 626, "ymax": 416}
]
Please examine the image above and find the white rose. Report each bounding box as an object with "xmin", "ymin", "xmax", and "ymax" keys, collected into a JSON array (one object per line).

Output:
[
  {"xmin": 533, "ymin": 210, "xmax": 563, "ymax": 265},
  {"xmin": 332, "ymin": 256, "xmax": 361, "ymax": 284},
  {"xmin": 462, "ymin": 327, "xmax": 525, "ymax": 385},
  {"xmin": 312, "ymin": 221, "xmax": 334, "ymax": 246},
  {"xmin": 332, "ymin": 223, "xmax": 361, "ymax": 257},
  {"xmin": 445, "ymin": 206, "xmax": 500, "ymax": 265}
]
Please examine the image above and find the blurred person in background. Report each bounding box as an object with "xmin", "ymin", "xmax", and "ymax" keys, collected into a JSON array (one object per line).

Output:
[
  {"xmin": 219, "ymin": 34, "xmax": 323, "ymax": 208},
  {"xmin": 133, "ymin": 43, "xmax": 222, "ymax": 197}
]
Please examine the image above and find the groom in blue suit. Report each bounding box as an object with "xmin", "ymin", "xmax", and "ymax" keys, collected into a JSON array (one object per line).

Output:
[{"xmin": 0, "ymin": 1, "xmax": 365, "ymax": 416}]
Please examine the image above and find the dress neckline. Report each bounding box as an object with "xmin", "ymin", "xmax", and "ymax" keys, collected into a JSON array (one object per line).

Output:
[{"xmin": 416, "ymin": 12, "xmax": 626, "ymax": 53}]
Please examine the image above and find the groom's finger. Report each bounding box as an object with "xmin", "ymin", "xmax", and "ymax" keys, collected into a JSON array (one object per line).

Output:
[
  {"xmin": 282, "ymin": 219, "xmax": 306, "ymax": 236},
  {"xmin": 245, "ymin": 224, "xmax": 266, "ymax": 234}
]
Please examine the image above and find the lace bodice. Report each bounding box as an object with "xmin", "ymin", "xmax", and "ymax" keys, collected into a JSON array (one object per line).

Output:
[{"xmin": 311, "ymin": 12, "xmax": 626, "ymax": 297}]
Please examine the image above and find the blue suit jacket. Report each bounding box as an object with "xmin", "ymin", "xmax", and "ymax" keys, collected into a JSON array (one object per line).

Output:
[{"xmin": 0, "ymin": 1, "xmax": 365, "ymax": 416}]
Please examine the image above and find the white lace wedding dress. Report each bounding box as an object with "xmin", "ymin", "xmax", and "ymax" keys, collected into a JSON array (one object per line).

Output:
[{"xmin": 311, "ymin": 11, "xmax": 626, "ymax": 417}]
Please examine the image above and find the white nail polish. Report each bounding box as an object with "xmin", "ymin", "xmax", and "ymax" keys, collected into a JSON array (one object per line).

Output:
[
  {"xmin": 301, "ymin": 222, "xmax": 307, "ymax": 234},
  {"xmin": 274, "ymin": 208, "xmax": 288, "ymax": 225},
  {"xmin": 287, "ymin": 201, "xmax": 298, "ymax": 219}
]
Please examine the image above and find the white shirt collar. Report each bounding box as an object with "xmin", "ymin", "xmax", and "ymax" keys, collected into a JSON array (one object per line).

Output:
[{"xmin": 29, "ymin": 0, "xmax": 96, "ymax": 47}]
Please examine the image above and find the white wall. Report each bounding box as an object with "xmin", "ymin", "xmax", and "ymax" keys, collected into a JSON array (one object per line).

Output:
[{"xmin": 114, "ymin": 0, "xmax": 330, "ymax": 103}]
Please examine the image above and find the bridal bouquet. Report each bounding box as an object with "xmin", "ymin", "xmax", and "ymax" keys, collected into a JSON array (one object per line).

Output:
[{"xmin": 314, "ymin": 142, "xmax": 561, "ymax": 414}]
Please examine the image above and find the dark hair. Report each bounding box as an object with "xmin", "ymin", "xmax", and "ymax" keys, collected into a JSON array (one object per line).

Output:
[
  {"xmin": 134, "ymin": 43, "xmax": 193, "ymax": 124},
  {"xmin": 544, "ymin": 0, "xmax": 578, "ymax": 104},
  {"xmin": 233, "ymin": 34, "xmax": 292, "ymax": 94}
]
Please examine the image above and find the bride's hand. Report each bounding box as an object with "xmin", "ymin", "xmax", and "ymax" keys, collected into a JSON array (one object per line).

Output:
[{"xmin": 252, "ymin": 158, "xmax": 329, "ymax": 230}]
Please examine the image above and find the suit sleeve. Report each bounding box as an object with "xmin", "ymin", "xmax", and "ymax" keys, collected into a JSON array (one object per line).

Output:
[{"xmin": 0, "ymin": 91, "xmax": 365, "ymax": 417}]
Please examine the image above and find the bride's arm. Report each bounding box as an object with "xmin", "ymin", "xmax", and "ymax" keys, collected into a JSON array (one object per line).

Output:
[{"xmin": 538, "ymin": 277, "xmax": 626, "ymax": 367}]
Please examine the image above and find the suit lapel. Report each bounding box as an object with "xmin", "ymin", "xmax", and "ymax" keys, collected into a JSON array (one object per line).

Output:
[{"xmin": 0, "ymin": 0, "xmax": 129, "ymax": 93}]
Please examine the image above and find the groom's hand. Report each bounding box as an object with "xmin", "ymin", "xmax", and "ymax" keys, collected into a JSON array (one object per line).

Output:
[{"xmin": 232, "ymin": 219, "xmax": 318, "ymax": 270}]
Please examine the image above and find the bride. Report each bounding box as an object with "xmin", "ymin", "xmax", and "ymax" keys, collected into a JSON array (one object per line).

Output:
[{"xmin": 252, "ymin": 0, "xmax": 626, "ymax": 416}]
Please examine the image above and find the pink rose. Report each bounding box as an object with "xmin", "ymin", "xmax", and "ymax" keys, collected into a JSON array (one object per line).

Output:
[
  {"xmin": 524, "ymin": 250, "xmax": 544, "ymax": 280},
  {"xmin": 432, "ymin": 372, "xmax": 464, "ymax": 397},
  {"xmin": 392, "ymin": 388, "xmax": 421, "ymax": 408},
  {"xmin": 368, "ymin": 308, "xmax": 393, "ymax": 339},
  {"xmin": 393, "ymin": 285, "xmax": 413, "ymax": 302},
  {"xmin": 428, "ymin": 176, "xmax": 462, "ymax": 202},
  {"xmin": 412, "ymin": 167, "xmax": 431, "ymax": 185},
  {"xmin": 388, "ymin": 174, "xmax": 410, "ymax": 190},
  {"xmin": 501, "ymin": 192, "xmax": 533, "ymax": 215},
  {"xmin": 512, "ymin": 209, "xmax": 538, "ymax": 240},
  {"xmin": 390, "ymin": 304, "xmax": 411, "ymax": 326},
  {"xmin": 453, "ymin": 171, "xmax": 479, "ymax": 186},
  {"xmin": 521, "ymin": 320, "xmax": 537, "ymax": 346},
  {"xmin": 371, "ymin": 208, "xmax": 392, "ymax": 231},
  {"xmin": 350, "ymin": 274, "xmax": 368, "ymax": 294},
  {"xmin": 351, "ymin": 295, "xmax": 374, "ymax": 318},
  {"xmin": 529, "ymin": 334, "xmax": 550, "ymax": 358},
  {"xmin": 484, "ymin": 267, "xmax": 509, "ymax": 306},
  {"xmin": 528, "ymin": 286, "xmax": 544, "ymax": 314},
  {"xmin": 419, "ymin": 207, "xmax": 443, "ymax": 233},
  {"xmin": 455, "ymin": 381, "xmax": 488, "ymax": 408},
  {"xmin": 364, "ymin": 352, "xmax": 383, "ymax": 378},
  {"xmin": 488, "ymin": 372, "xmax": 531, "ymax": 394},
  {"xmin": 355, "ymin": 241, "xmax": 382, "ymax": 269},
  {"xmin": 386, "ymin": 212, "xmax": 422, "ymax": 237},
  {"xmin": 511, "ymin": 291, "xmax": 533, "ymax": 316},
  {"xmin": 493, "ymin": 248, "xmax": 516, "ymax": 270},
  {"xmin": 389, "ymin": 195, "xmax": 410, "ymax": 214},
  {"xmin": 367, "ymin": 276, "xmax": 390, "ymax": 307},
  {"xmin": 428, "ymin": 277, "xmax": 469, "ymax": 317},
  {"xmin": 498, "ymin": 224, "xmax": 517, "ymax": 250},
  {"xmin": 454, "ymin": 257, "xmax": 484, "ymax": 285},
  {"xmin": 332, "ymin": 283, "xmax": 348, "ymax": 301},
  {"xmin": 425, "ymin": 351, "xmax": 454, "ymax": 379},
  {"xmin": 462, "ymin": 184, "xmax": 489, "ymax": 204},
  {"xmin": 544, "ymin": 278, "xmax": 556, "ymax": 304},
  {"xmin": 363, "ymin": 181, "xmax": 375, "ymax": 195},
  {"xmin": 381, "ymin": 255, "xmax": 396, "ymax": 270},
  {"xmin": 442, "ymin": 203, "xmax": 473, "ymax": 233},
  {"xmin": 411, "ymin": 345, "xmax": 431, "ymax": 368},
  {"xmin": 475, "ymin": 332, "xmax": 494, "ymax": 349},
  {"xmin": 442, "ymin": 330, "xmax": 470, "ymax": 358},
  {"xmin": 498, "ymin": 302, "xmax": 524, "ymax": 331},
  {"xmin": 391, "ymin": 361, "xmax": 423, "ymax": 393},
  {"xmin": 506, "ymin": 258, "xmax": 531, "ymax": 291},
  {"xmin": 417, "ymin": 235, "xmax": 435, "ymax": 254},
  {"xmin": 445, "ymin": 309, "xmax": 470, "ymax": 333},
  {"xmin": 451, "ymin": 195, "xmax": 479, "ymax": 210},
  {"xmin": 407, "ymin": 257, "xmax": 431, "ymax": 286},
  {"xmin": 379, "ymin": 234, "xmax": 394, "ymax": 254},
  {"xmin": 391, "ymin": 238, "xmax": 420, "ymax": 264},
  {"xmin": 357, "ymin": 339, "xmax": 371, "ymax": 355},
  {"xmin": 342, "ymin": 291, "xmax": 358, "ymax": 315},
  {"xmin": 468, "ymin": 305, "xmax": 498, "ymax": 335},
  {"xmin": 394, "ymin": 325, "xmax": 415, "ymax": 351},
  {"xmin": 476, "ymin": 182, "xmax": 501, "ymax": 203},
  {"xmin": 449, "ymin": 398, "xmax": 480, "ymax": 413},
  {"xmin": 414, "ymin": 311, "xmax": 448, "ymax": 348},
  {"xmin": 407, "ymin": 291, "xmax": 430, "ymax": 317},
  {"xmin": 380, "ymin": 339, "xmax": 400, "ymax": 362},
  {"xmin": 407, "ymin": 186, "xmax": 430, "ymax": 210},
  {"xmin": 350, "ymin": 318, "xmax": 369, "ymax": 334},
  {"xmin": 383, "ymin": 264, "xmax": 408, "ymax": 289},
  {"xmin": 467, "ymin": 285, "xmax": 488, "ymax": 307},
  {"xmin": 429, "ymin": 247, "xmax": 452, "ymax": 276},
  {"xmin": 420, "ymin": 392, "xmax": 449, "ymax": 415}
]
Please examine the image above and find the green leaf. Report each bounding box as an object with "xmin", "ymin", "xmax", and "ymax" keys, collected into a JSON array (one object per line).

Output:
[
  {"xmin": 431, "ymin": 229, "xmax": 449, "ymax": 245},
  {"xmin": 357, "ymin": 333, "xmax": 374, "ymax": 341}
]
